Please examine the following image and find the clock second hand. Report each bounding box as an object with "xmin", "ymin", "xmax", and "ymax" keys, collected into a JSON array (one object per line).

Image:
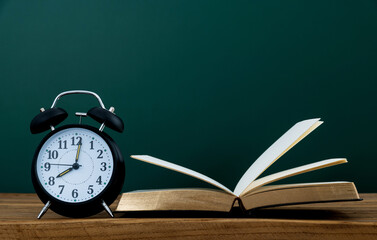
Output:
[{"xmin": 50, "ymin": 163, "xmax": 82, "ymax": 167}]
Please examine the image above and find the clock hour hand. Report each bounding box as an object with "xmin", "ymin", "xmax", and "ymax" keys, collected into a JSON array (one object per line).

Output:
[{"xmin": 56, "ymin": 167, "xmax": 73, "ymax": 178}]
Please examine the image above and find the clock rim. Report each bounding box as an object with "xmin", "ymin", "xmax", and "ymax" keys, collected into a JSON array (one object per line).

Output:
[{"xmin": 31, "ymin": 124, "xmax": 125, "ymax": 218}]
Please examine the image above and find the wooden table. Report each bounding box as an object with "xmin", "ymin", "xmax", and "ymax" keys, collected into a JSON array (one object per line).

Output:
[{"xmin": 1, "ymin": 193, "xmax": 377, "ymax": 239}]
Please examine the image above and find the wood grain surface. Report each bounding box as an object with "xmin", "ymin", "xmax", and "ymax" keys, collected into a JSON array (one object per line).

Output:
[{"xmin": 1, "ymin": 193, "xmax": 377, "ymax": 239}]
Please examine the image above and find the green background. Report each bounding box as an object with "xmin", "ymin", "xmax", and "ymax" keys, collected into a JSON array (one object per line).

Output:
[{"xmin": 0, "ymin": 1, "xmax": 376, "ymax": 193}]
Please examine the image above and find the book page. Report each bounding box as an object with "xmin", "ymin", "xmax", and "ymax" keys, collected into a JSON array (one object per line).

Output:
[
  {"xmin": 131, "ymin": 155, "xmax": 235, "ymax": 195},
  {"xmin": 240, "ymin": 182, "xmax": 359, "ymax": 210},
  {"xmin": 244, "ymin": 181, "xmax": 353, "ymax": 194},
  {"xmin": 233, "ymin": 118, "xmax": 322, "ymax": 196},
  {"xmin": 116, "ymin": 189, "xmax": 235, "ymax": 212},
  {"xmin": 240, "ymin": 158, "xmax": 347, "ymax": 196}
]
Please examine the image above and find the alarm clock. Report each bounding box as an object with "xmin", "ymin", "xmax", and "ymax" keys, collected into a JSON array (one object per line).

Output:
[{"xmin": 30, "ymin": 90, "xmax": 125, "ymax": 218}]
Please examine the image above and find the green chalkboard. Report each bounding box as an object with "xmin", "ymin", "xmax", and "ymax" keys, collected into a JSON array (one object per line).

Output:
[{"xmin": 0, "ymin": 0, "xmax": 376, "ymax": 194}]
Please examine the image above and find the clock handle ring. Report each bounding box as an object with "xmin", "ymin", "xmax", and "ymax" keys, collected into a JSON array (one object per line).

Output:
[{"xmin": 50, "ymin": 90, "xmax": 106, "ymax": 109}]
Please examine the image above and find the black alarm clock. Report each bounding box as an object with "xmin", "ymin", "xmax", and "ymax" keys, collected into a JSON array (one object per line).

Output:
[{"xmin": 30, "ymin": 90, "xmax": 125, "ymax": 218}]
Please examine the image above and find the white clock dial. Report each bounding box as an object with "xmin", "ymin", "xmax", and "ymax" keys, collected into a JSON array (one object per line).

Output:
[{"xmin": 36, "ymin": 128, "xmax": 114, "ymax": 203}]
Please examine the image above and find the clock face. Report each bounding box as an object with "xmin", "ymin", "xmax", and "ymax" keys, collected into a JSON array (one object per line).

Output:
[{"xmin": 35, "ymin": 127, "xmax": 114, "ymax": 203}]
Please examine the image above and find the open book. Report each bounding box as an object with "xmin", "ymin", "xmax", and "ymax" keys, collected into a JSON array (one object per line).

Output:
[{"xmin": 116, "ymin": 118, "xmax": 360, "ymax": 213}]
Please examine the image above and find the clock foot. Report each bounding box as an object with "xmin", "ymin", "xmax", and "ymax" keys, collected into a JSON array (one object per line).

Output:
[
  {"xmin": 101, "ymin": 200, "xmax": 114, "ymax": 218},
  {"xmin": 37, "ymin": 201, "xmax": 51, "ymax": 219}
]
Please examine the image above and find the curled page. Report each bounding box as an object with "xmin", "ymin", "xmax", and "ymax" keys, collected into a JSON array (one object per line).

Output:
[
  {"xmin": 131, "ymin": 155, "xmax": 234, "ymax": 195},
  {"xmin": 233, "ymin": 118, "xmax": 322, "ymax": 196},
  {"xmin": 240, "ymin": 158, "xmax": 347, "ymax": 196}
]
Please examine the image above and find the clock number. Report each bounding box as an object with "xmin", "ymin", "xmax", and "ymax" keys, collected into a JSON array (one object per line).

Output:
[
  {"xmin": 87, "ymin": 185, "xmax": 94, "ymax": 194},
  {"xmin": 72, "ymin": 189, "xmax": 78, "ymax": 198},
  {"xmin": 71, "ymin": 136, "xmax": 82, "ymax": 146},
  {"xmin": 97, "ymin": 150, "xmax": 103, "ymax": 159},
  {"xmin": 58, "ymin": 185, "xmax": 65, "ymax": 194},
  {"xmin": 96, "ymin": 176, "xmax": 102, "ymax": 185},
  {"xmin": 90, "ymin": 141, "xmax": 94, "ymax": 150},
  {"xmin": 58, "ymin": 140, "xmax": 67, "ymax": 149},
  {"xmin": 48, "ymin": 176, "xmax": 55, "ymax": 186},
  {"xmin": 47, "ymin": 150, "xmax": 58, "ymax": 159},
  {"xmin": 44, "ymin": 162, "xmax": 51, "ymax": 171},
  {"xmin": 100, "ymin": 162, "xmax": 106, "ymax": 171}
]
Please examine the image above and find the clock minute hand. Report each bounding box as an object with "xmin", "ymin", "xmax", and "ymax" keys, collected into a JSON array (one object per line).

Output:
[
  {"xmin": 75, "ymin": 142, "xmax": 82, "ymax": 163},
  {"xmin": 56, "ymin": 167, "xmax": 73, "ymax": 178}
]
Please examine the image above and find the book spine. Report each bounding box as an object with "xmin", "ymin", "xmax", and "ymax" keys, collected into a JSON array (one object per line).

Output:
[{"xmin": 231, "ymin": 197, "xmax": 247, "ymax": 215}]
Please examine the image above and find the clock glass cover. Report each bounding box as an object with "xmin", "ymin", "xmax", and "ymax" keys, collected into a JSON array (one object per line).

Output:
[{"xmin": 36, "ymin": 127, "xmax": 114, "ymax": 203}]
